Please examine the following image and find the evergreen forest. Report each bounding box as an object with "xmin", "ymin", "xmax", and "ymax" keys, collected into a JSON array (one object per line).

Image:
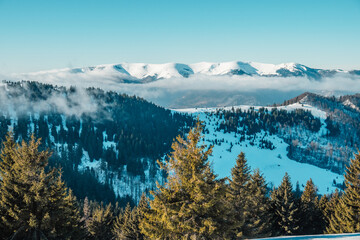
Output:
[
  {"xmin": 0, "ymin": 81, "xmax": 194, "ymax": 205},
  {"xmin": 1, "ymin": 122, "xmax": 360, "ymax": 239}
]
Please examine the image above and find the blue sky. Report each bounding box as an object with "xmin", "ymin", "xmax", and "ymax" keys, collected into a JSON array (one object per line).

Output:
[{"xmin": 0, "ymin": 0, "xmax": 359, "ymax": 73}]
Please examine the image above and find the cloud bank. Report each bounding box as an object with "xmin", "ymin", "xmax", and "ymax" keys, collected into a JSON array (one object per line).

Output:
[
  {"xmin": 2, "ymin": 71, "xmax": 359, "ymax": 108},
  {"xmin": 0, "ymin": 83, "xmax": 99, "ymax": 117}
]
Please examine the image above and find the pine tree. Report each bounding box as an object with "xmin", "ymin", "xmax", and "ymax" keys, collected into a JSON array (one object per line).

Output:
[
  {"xmin": 136, "ymin": 193, "xmax": 149, "ymax": 221},
  {"xmin": 82, "ymin": 197, "xmax": 91, "ymax": 228},
  {"xmin": 112, "ymin": 210, "xmax": 123, "ymax": 239},
  {"xmin": 245, "ymin": 169, "xmax": 272, "ymax": 238},
  {"xmin": 318, "ymin": 194, "xmax": 330, "ymax": 232},
  {"xmin": 228, "ymin": 152, "xmax": 251, "ymax": 232},
  {"xmin": 299, "ymin": 178, "xmax": 323, "ymax": 234},
  {"xmin": 323, "ymin": 189, "xmax": 340, "ymax": 230},
  {"xmin": 87, "ymin": 202, "xmax": 114, "ymax": 240},
  {"xmin": 294, "ymin": 181, "xmax": 301, "ymax": 199},
  {"xmin": 113, "ymin": 193, "xmax": 148, "ymax": 240},
  {"xmin": 0, "ymin": 133, "xmax": 16, "ymax": 238},
  {"xmin": 327, "ymin": 151, "xmax": 360, "ymax": 233},
  {"xmin": 43, "ymin": 175, "xmax": 84, "ymax": 238},
  {"xmin": 113, "ymin": 200, "xmax": 146, "ymax": 240},
  {"xmin": 0, "ymin": 134, "xmax": 82, "ymax": 239},
  {"xmin": 139, "ymin": 121, "xmax": 232, "ymax": 239},
  {"xmin": 0, "ymin": 190, "xmax": 4, "ymax": 240},
  {"xmin": 270, "ymin": 173, "xmax": 300, "ymax": 236},
  {"xmin": 113, "ymin": 203, "xmax": 128, "ymax": 239},
  {"xmin": 227, "ymin": 152, "xmax": 268, "ymax": 238}
]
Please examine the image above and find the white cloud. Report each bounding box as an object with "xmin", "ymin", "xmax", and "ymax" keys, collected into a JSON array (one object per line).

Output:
[
  {"xmin": 0, "ymin": 84, "xmax": 99, "ymax": 117},
  {"xmin": 1, "ymin": 71, "xmax": 359, "ymax": 108}
]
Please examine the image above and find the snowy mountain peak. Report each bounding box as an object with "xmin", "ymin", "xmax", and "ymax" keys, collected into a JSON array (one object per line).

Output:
[{"xmin": 15, "ymin": 61, "xmax": 354, "ymax": 83}]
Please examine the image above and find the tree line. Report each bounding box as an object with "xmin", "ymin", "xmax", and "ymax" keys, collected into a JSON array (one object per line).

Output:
[
  {"xmin": 216, "ymin": 107, "xmax": 322, "ymax": 137},
  {"xmin": 1, "ymin": 122, "xmax": 360, "ymax": 239},
  {"xmin": 213, "ymin": 106, "xmax": 354, "ymax": 174}
]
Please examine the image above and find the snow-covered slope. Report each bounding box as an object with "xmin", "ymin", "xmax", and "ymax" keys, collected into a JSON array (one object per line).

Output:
[
  {"xmin": 14, "ymin": 61, "xmax": 350, "ymax": 81},
  {"xmin": 175, "ymin": 103, "xmax": 344, "ymax": 195},
  {"xmin": 342, "ymin": 99, "xmax": 360, "ymax": 112}
]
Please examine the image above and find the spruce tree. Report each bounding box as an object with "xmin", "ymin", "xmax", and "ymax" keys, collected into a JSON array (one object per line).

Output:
[
  {"xmin": 136, "ymin": 193, "xmax": 149, "ymax": 221},
  {"xmin": 228, "ymin": 152, "xmax": 251, "ymax": 236},
  {"xmin": 294, "ymin": 181, "xmax": 302, "ymax": 199},
  {"xmin": 227, "ymin": 152, "xmax": 270, "ymax": 238},
  {"xmin": 87, "ymin": 202, "xmax": 114, "ymax": 240},
  {"xmin": 113, "ymin": 203, "xmax": 129, "ymax": 239},
  {"xmin": 0, "ymin": 134, "xmax": 82, "ymax": 239},
  {"xmin": 323, "ymin": 189, "xmax": 340, "ymax": 230},
  {"xmin": 113, "ymin": 198, "xmax": 147, "ymax": 240},
  {"xmin": 139, "ymin": 121, "xmax": 232, "ymax": 239},
  {"xmin": 299, "ymin": 178, "xmax": 323, "ymax": 234},
  {"xmin": 0, "ymin": 134, "xmax": 16, "ymax": 238},
  {"xmin": 245, "ymin": 169, "xmax": 272, "ymax": 238},
  {"xmin": 120, "ymin": 193, "xmax": 148, "ymax": 240},
  {"xmin": 318, "ymin": 194, "xmax": 330, "ymax": 232},
  {"xmin": 44, "ymin": 176, "xmax": 84, "ymax": 238},
  {"xmin": 270, "ymin": 173, "xmax": 300, "ymax": 236},
  {"xmin": 112, "ymin": 209, "xmax": 123, "ymax": 239},
  {"xmin": 327, "ymin": 151, "xmax": 360, "ymax": 233},
  {"xmin": 82, "ymin": 197, "xmax": 91, "ymax": 228}
]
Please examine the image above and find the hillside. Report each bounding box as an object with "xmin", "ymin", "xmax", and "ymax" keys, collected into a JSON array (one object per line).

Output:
[
  {"xmin": 0, "ymin": 81, "xmax": 193, "ymax": 205},
  {"xmin": 175, "ymin": 104, "xmax": 337, "ymax": 195},
  {"xmin": 175, "ymin": 92, "xmax": 360, "ymax": 194},
  {"xmin": 0, "ymin": 80, "xmax": 359, "ymax": 203}
]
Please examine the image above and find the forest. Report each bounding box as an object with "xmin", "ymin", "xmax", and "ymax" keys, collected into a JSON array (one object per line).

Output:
[
  {"xmin": 211, "ymin": 102, "xmax": 356, "ymax": 174},
  {"xmin": 0, "ymin": 81, "xmax": 194, "ymax": 205},
  {"xmin": 0, "ymin": 81, "xmax": 358, "ymax": 206},
  {"xmin": 0, "ymin": 122, "xmax": 359, "ymax": 239},
  {"xmin": 1, "ymin": 81, "xmax": 360, "ymax": 239}
]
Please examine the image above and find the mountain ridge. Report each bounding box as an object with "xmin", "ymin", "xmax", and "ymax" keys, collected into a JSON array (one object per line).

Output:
[
  {"xmin": 5, "ymin": 61, "xmax": 359, "ymax": 109},
  {"xmin": 14, "ymin": 61, "xmax": 355, "ymax": 82}
]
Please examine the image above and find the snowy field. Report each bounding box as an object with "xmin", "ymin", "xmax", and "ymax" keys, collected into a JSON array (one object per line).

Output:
[{"xmin": 175, "ymin": 104, "xmax": 344, "ymax": 194}]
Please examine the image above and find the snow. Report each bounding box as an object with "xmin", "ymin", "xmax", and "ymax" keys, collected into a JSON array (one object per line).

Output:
[
  {"xmin": 174, "ymin": 105, "xmax": 344, "ymax": 195},
  {"xmin": 74, "ymin": 131, "xmax": 162, "ymax": 201},
  {"xmin": 176, "ymin": 102, "xmax": 327, "ymax": 119},
  {"xmin": 249, "ymin": 62, "xmax": 281, "ymax": 75},
  {"xmin": 257, "ymin": 233, "xmax": 360, "ymax": 239},
  {"xmin": 110, "ymin": 157, "xmax": 162, "ymax": 201},
  {"xmin": 6, "ymin": 61, "xmax": 359, "ymax": 111},
  {"xmin": 278, "ymin": 102, "xmax": 327, "ymax": 119},
  {"xmin": 77, "ymin": 150, "xmax": 101, "ymax": 172},
  {"xmin": 102, "ymin": 131, "xmax": 116, "ymax": 149},
  {"xmin": 343, "ymin": 99, "xmax": 360, "ymax": 112},
  {"xmin": 120, "ymin": 62, "xmax": 190, "ymax": 79},
  {"xmin": 61, "ymin": 115, "xmax": 68, "ymax": 131},
  {"xmin": 190, "ymin": 61, "xmax": 258, "ymax": 75},
  {"xmin": 13, "ymin": 61, "xmax": 347, "ymax": 81},
  {"xmin": 249, "ymin": 62, "xmax": 299, "ymax": 75}
]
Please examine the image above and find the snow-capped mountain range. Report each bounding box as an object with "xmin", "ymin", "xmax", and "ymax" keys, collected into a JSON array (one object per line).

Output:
[
  {"xmin": 15, "ymin": 61, "xmax": 355, "ymax": 82},
  {"xmin": 4, "ymin": 61, "xmax": 360, "ymax": 109}
]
